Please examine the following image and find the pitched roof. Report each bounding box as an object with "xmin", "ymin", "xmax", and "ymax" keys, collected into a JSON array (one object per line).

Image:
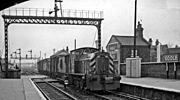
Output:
[
  {"xmin": 108, "ymin": 35, "xmax": 150, "ymax": 46},
  {"xmin": 70, "ymin": 47, "xmax": 98, "ymax": 53}
]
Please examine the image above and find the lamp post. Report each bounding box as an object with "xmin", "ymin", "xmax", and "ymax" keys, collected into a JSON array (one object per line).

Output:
[{"xmin": 133, "ymin": 0, "xmax": 137, "ymax": 58}]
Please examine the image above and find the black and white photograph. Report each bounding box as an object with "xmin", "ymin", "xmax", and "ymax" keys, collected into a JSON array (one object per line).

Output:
[{"xmin": 0, "ymin": 0, "xmax": 180, "ymax": 100}]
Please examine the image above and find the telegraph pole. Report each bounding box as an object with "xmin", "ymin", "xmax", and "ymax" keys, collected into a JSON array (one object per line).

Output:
[
  {"xmin": 17, "ymin": 48, "xmax": 21, "ymax": 70},
  {"xmin": 44, "ymin": 53, "xmax": 46, "ymax": 59},
  {"xmin": 28, "ymin": 50, "xmax": 32, "ymax": 59},
  {"xmin": 53, "ymin": 48, "xmax": 56, "ymax": 54},
  {"xmin": 133, "ymin": 0, "xmax": 137, "ymax": 58},
  {"xmin": 74, "ymin": 39, "xmax": 76, "ymax": 50},
  {"xmin": 40, "ymin": 51, "xmax": 41, "ymax": 60}
]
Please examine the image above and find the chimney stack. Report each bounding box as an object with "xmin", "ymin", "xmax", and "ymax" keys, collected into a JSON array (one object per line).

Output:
[
  {"xmin": 136, "ymin": 21, "xmax": 144, "ymax": 38},
  {"xmin": 148, "ymin": 38, "xmax": 153, "ymax": 46},
  {"xmin": 66, "ymin": 46, "xmax": 69, "ymax": 53}
]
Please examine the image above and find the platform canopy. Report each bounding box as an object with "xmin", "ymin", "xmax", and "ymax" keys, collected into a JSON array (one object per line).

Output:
[{"xmin": 1, "ymin": 0, "xmax": 28, "ymax": 11}]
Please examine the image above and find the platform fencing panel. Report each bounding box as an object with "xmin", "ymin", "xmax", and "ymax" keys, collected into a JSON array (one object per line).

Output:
[
  {"xmin": 120, "ymin": 61, "xmax": 180, "ymax": 79},
  {"xmin": 1, "ymin": 8, "xmax": 103, "ymax": 19}
]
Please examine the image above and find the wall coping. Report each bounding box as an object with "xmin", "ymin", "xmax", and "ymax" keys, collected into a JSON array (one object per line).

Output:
[{"xmin": 120, "ymin": 61, "xmax": 180, "ymax": 65}]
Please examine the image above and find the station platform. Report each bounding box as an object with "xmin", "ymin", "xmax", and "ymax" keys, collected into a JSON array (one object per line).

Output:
[
  {"xmin": 121, "ymin": 75, "xmax": 180, "ymax": 93},
  {"xmin": 0, "ymin": 75, "xmax": 47, "ymax": 100}
]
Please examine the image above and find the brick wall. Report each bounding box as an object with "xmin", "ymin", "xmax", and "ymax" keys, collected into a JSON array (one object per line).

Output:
[
  {"xmin": 121, "ymin": 45, "xmax": 150, "ymax": 63},
  {"xmin": 120, "ymin": 62, "xmax": 180, "ymax": 79}
]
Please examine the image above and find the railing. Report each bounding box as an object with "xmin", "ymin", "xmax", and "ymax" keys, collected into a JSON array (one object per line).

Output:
[{"xmin": 1, "ymin": 8, "xmax": 103, "ymax": 19}]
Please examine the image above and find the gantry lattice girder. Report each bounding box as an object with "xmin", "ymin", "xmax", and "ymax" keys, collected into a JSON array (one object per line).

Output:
[{"xmin": 2, "ymin": 15, "xmax": 103, "ymax": 27}]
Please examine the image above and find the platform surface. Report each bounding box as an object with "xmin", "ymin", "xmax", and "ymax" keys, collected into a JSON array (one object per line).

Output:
[
  {"xmin": 0, "ymin": 75, "xmax": 47, "ymax": 100},
  {"xmin": 121, "ymin": 76, "xmax": 180, "ymax": 93}
]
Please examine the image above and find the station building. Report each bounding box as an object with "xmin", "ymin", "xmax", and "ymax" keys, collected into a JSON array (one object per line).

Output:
[
  {"xmin": 106, "ymin": 22, "xmax": 150, "ymax": 63},
  {"xmin": 106, "ymin": 21, "xmax": 180, "ymax": 77},
  {"xmin": 106, "ymin": 22, "xmax": 151, "ymax": 74}
]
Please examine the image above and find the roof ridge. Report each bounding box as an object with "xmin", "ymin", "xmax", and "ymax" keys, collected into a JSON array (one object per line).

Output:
[
  {"xmin": 112, "ymin": 35, "xmax": 134, "ymax": 38},
  {"xmin": 111, "ymin": 34, "xmax": 149, "ymax": 46},
  {"xmin": 113, "ymin": 35, "xmax": 133, "ymax": 37}
]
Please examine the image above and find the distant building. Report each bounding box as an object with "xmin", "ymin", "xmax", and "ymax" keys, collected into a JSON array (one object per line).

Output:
[
  {"xmin": 150, "ymin": 43, "xmax": 168, "ymax": 62},
  {"xmin": 161, "ymin": 47, "xmax": 180, "ymax": 62},
  {"xmin": 149, "ymin": 39, "xmax": 180, "ymax": 62},
  {"xmin": 106, "ymin": 21, "xmax": 150, "ymax": 64},
  {"xmin": 168, "ymin": 47, "xmax": 180, "ymax": 54},
  {"xmin": 0, "ymin": 58, "xmax": 18, "ymax": 78},
  {"xmin": 0, "ymin": 58, "xmax": 11, "ymax": 72}
]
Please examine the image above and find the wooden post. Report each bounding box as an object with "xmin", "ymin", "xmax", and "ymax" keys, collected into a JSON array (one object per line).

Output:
[
  {"xmin": 174, "ymin": 62, "xmax": 177, "ymax": 79},
  {"xmin": 166, "ymin": 63, "xmax": 169, "ymax": 79}
]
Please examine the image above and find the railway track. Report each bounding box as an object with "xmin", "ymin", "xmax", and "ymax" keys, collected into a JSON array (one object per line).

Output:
[
  {"xmin": 51, "ymin": 82, "xmax": 101, "ymax": 100},
  {"xmin": 32, "ymin": 78, "xmax": 149, "ymax": 100},
  {"xmin": 33, "ymin": 79, "xmax": 78, "ymax": 100}
]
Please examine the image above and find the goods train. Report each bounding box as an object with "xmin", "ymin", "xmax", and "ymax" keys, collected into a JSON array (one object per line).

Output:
[{"xmin": 37, "ymin": 47, "xmax": 121, "ymax": 91}]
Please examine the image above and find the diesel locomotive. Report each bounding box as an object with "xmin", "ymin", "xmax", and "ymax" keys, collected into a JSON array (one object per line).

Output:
[{"xmin": 37, "ymin": 47, "xmax": 121, "ymax": 91}]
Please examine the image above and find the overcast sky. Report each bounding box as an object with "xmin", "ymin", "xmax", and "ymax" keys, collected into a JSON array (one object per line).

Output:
[{"xmin": 0, "ymin": 0, "xmax": 180, "ymax": 58}]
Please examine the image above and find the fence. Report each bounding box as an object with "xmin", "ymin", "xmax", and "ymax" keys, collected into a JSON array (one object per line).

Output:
[{"xmin": 1, "ymin": 8, "xmax": 103, "ymax": 19}]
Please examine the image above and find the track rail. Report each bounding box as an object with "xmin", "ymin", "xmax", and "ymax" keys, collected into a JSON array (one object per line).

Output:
[
  {"xmin": 90, "ymin": 92, "xmax": 114, "ymax": 100},
  {"xmin": 33, "ymin": 80, "xmax": 78, "ymax": 100},
  {"xmin": 88, "ymin": 90, "xmax": 150, "ymax": 100},
  {"xmin": 106, "ymin": 91, "xmax": 150, "ymax": 100}
]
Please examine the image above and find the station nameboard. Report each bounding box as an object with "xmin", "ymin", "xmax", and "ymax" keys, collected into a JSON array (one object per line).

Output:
[{"xmin": 162, "ymin": 54, "xmax": 179, "ymax": 62}]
